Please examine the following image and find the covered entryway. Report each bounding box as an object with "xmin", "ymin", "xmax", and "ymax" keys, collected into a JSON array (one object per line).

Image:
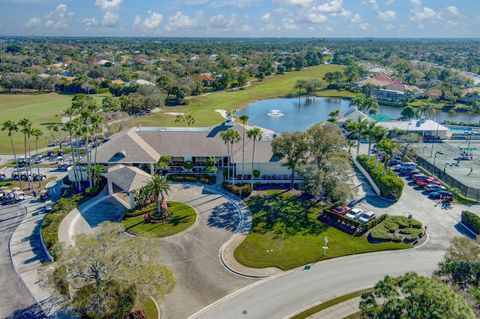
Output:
[{"xmin": 103, "ymin": 164, "xmax": 152, "ymax": 209}]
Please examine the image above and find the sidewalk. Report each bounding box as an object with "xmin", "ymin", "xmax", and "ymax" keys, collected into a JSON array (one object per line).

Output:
[
  {"xmin": 305, "ymin": 297, "xmax": 360, "ymax": 319},
  {"xmin": 9, "ymin": 199, "xmax": 74, "ymax": 318}
]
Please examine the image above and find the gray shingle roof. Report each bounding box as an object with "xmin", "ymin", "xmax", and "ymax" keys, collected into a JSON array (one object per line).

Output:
[{"xmin": 102, "ymin": 164, "xmax": 151, "ymax": 192}]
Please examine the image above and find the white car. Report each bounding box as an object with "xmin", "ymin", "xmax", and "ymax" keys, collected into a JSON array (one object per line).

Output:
[
  {"xmin": 358, "ymin": 211, "xmax": 376, "ymax": 224},
  {"xmin": 345, "ymin": 208, "xmax": 363, "ymax": 220}
]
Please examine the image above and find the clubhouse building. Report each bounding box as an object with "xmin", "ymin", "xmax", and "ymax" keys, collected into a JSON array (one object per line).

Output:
[{"xmin": 87, "ymin": 117, "xmax": 295, "ymax": 190}]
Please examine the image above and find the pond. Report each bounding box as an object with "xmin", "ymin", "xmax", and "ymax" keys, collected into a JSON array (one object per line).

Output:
[{"xmin": 237, "ymin": 97, "xmax": 480, "ymax": 133}]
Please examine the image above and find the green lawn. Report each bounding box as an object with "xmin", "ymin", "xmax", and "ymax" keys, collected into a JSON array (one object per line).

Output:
[
  {"xmin": 122, "ymin": 65, "xmax": 355, "ymax": 129},
  {"xmin": 234, "ymin": 192, "xmax": 411, "ymax": 270},
  {"xmin": 0, "ymin": 92, "xmax": 108, "ymax": 154},
  {"xmin": 123, "ymin": 201, "xmax": 197, "ymax": 238},
  {"xmin": 136, "ymin": 296, "xmax": 158, "ymax": 319},
  {"xmin": 290, "ymin": 289, "xmax": 371, "ymax": 319}
]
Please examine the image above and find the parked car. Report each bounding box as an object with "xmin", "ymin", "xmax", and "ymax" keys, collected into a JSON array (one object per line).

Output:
[
  {"xmin": 332, "ymin": 205, "xmax": 352, "ymax": 216},
  {"xmin": 429, "ymin": 191, "xmax": 453, "ymax": 200},
  {"xmin": 40, "ymin": 190, "xmax": 48, "ymax": 200},
  {"xmin": 345, "ymin": 208, "xmax": 363, "ymax": 220},
  {"xmin": 416, "ymin": 177, "xmax": 441, "ymax": 188},
  {"xmin": 45, "ymin": 200, "xmax": 53, "ymax": 211},
  {"xmin": 0, "ymin": 173, "xmax": 6, "ymax": 181},
  {"xmin": 424, "ymin": 184, "xmax": 447, "ymax": 193},
  {"xmin": 412, "ymin": 173, "xmax": 429, "ymax": 182},
  {"xmin": 33, "ymin": 173, "xmax": 47, "ymax": 181},
  {"xmin": 388, "ymin": 157, "xmax": 402, "ymax": 166},
  {"xmin": 358, "ymin": 211, "xmax": 376, "ymax": 224}
]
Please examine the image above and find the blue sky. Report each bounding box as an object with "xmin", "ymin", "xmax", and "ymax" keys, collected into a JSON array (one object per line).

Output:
[{"xmin": 0, "ymin": 0, "xmax": 479, "ymax": 37}]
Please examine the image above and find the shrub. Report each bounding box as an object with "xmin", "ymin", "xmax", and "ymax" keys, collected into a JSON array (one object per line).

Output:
[
  {"xmin": 368, "ymin": 215, "xmax": 422, "ymax": 244},
  {"xmin": 167, "ymin": 174, "xmax": 215, "ymax": 184},
  {"xmin": 124, "ymin": 204, "xmax": 155, "ymax": 218},
  {"xmin": 399, "ymin": 228, "xmax": 423, "ymax": 236},
  {"xmin": 222, "ymin": 182, "xmax": 252, "ymax": 197},
  {"xmin": 357, "ymin": 155, "xmax": 404, "ymax": 200},
  {"xmin": 461, "ymin": 211, "xmax": 480, "ymax": 234},
  {"xmin": 183, "ymin": 161, "xmax": 193, "ymax": 170}
]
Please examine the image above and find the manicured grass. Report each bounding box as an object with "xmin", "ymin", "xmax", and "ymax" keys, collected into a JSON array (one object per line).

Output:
[
  {"xmin": 343, "ymin": 312, "xmax": 362, "ymax": 319},
  {"xmin": 123, "ymin": 201, "xmax": 197, "ymax": 238},
  {"xmin": 137, "ymin": 296, "xmax": 158, "ymax": 319},
  {"xmin": 0, "ymin": 92, "xmax": 108, "ymax": 153},
  {"xmin": 234, "ymin": 192, "xmax": 411, "ymax": 270},
  {"xmin": 123, "ymin": 65, "xmax": 353, "ymax": 129},
  {"xmin": 290, "ymin": 289, "xmax": 371, "ymax": 319}
]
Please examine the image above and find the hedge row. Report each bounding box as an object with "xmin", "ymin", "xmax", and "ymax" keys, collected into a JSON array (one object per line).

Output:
[
  {"xmin": 41, "ymin": 194, "xmax": 87, "ymax": 259},
  {"xmin": 461, "ymin": 211, "xmax": 480, "ymax": 235},
  {"xmin": 357, "ymin": 155, "xmax": 404, "ymax": 201},
  {"xmin": 167, "ymin": 174, "xmax": 215, "ymax": 185},
  {"xmin": 124, "ymin": 204, "xmax": 156, "ymax": 218},
  {"xmin": 222, "ymin": 182, "xmax": 252, "ymax": 197}
]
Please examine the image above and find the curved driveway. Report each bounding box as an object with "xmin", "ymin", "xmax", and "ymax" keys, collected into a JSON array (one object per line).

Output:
[
  {"xmin": 59, "ymin": 184, "xmax": 253, "ymax": 319},
  {"xmin": 190, "ymin": 167, "xmax": 480, "ymax": 319}
]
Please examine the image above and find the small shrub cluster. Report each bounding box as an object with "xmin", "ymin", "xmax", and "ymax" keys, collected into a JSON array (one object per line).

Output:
[
  {"xmin": 357, "ymin": 155, "xmax": 404, "ymax": 201},
  {"xmin": 167, "ymin": 174, "xmax": 215, "ymax": 184},
  {"xmin": 124, "ymin": 204, "xmax": 155, "ymax": 218},
  {"xmin": 369, "ymin": 215, "xmax": 423, "ymax": 244},
  {"xmin": 222, "ymin": 182, "xmax": 252, "ymax": 197},
  {"xmin": 461, "ymin": 211, "xmax": 480, "ymax": 235}
]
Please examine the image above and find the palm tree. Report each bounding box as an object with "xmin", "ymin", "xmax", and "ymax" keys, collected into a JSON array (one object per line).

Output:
[
  {"xmin": 18, "ymin": 118, "xmax": 32, "ymax": 190},
  {"xmin": 1, "ymin": 120, "xmax": 22, "ymax": 189},
  {"xmin": 220, "ymin": 130, "xmax": 232, "ymax": 183},
  {"xmin": 239, "ymin": 114, "xmax": 249, "ymax": 181},
  {"xmin": 328, "ymin": 109, "xmax": 340, "ymax": 123},
  {"xmin": 229, "ymin": 130, "xmax": 240, "ymax": 185},
  {"xmin": 373, "ymin": 126, "xmax": 389, "ymax": 167},
  {"xmin": 377, "ymin": 138, "xmax": 397, "ymax": 174},
  {"xmin": 90, "ymin": 113, "xmax": 104, "ymax": 185},
  {"xmin": 148, "ymin": 174, "xmax": 171, "ymax": 219},
  {"xmin": 366, "ymin": 121, "xmax": 378, "ymax": 160},
  {"xmin": 64, "ymin": 118, "xmax": 81, "ymax": 191},
  {"xmin": 350, "ymin": 118, "xmax": 369, "ymax": 157},
  {"xmin": 31, "ymin": 128, "xmax": 43, "ymax": 190},
  {"xmin": 247, "ymin": 127, "xmax": 262, "ymax": 189},
  {"xmin": 419, "ymin": 103, "xmax": 436, "ymax": 119}
]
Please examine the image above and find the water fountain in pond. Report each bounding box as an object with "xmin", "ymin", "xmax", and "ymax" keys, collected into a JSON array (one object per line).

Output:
[{"xmin": 267, "ymin": 109, "xmax": 285, "ymax": 117}]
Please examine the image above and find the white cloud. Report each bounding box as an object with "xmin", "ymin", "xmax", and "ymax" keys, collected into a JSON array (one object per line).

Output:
[
  {"xmin": 261, "ymin": 12, "xmax": 272, "ymax": 22},
  {"xmin": 351, "ymin": 13, "xmax": 362, "ymax": 23},
  {"xmin": 377, "ymin": 10, "xmax": 396, "ymax": 21},
  {"xmin": 410, "ymin": 6, "xmax": 439, "ymax": 22},
  {"xmin": 95, "ymin": 0, "xmax": 123, "ymax": 10},
  {"xmin": 240, "ymin": 24, "xmax": 253, "ymax": 32},
  {"xmin": 359, "ymin": 22, "xmax": 369, "ymax": 30},
  {"xmin": 44, "ymin": 3, "xmax": 74, "ymax": 29},
  {"xmin": 83, "ymin": 18, "xmax": 98, "ymax": 27},
  {"xmin": 282, "ymin": 18, "xmax": 298, "ymax": 29},
  {"xmin": 95, "ymin": 0, "xmax": 123, "ymax": 27},
  {"xmin": 143, "ymin": 11, "xmax": 163, "ymax": 29},
  {"xmin": 133, "ymin": 15, "xmax": 142, "ymax": 26},
  {"xmin": 275, "ymin": 0, "xmax": 314, "ymax": 8},
  {"xmin": 165, "ymin": 12, "xmax": 200, "ymax": 32},
  {"xmin": 410, "ymin": 0, "xmax": 421, "ymax": 6},
  {"xmin": 208, "ymin": 14, "xmax": 236, "ymax": 29},
  {"xmin": 446, "ymin": 6, "xmax": 460, "ymax": 17},
  {"xmin": 25, "ymin": 17, "xmax": 42, "ymax": 28}
]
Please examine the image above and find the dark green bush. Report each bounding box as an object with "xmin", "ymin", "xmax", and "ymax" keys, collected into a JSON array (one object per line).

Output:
[
  {"xmin": 357, "ymin": 155, "xmax": 404, "ymax": 201},
  {"xmin": 369, "ymin": 215, "xmax": 422, "ymax": 244},
  {"xmin": 461, "ymin": 211, "xmax": 480, "ymax": 234},
  {"xmin": 222, "ymin": 182, "xmax": 252, "ymax": 197},
  {"xmin": 124, "ymin": 204, "xmax": 155, "ymax": 218}
]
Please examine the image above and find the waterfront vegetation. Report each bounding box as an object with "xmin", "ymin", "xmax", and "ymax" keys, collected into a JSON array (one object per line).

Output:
[{"xmin": 234, "ymin": 191, "xmax": 411, "ymax": 270}]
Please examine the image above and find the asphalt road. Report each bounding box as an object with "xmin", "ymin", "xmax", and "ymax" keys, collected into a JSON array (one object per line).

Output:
[
  {"xmin": 191, "ymin": 249, "xmax": 442, "ymax": 319},
  {"xmin": 0, "ymin": 201, "xmax": 44, "ymax": 319}
]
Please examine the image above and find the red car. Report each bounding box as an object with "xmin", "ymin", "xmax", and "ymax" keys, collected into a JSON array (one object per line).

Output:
[
  {"xmin": 416, "ymin": 177, "xmax": 441, "ymax": 187},
  {"xmin": 412, "ymin": 173, "xmax": 429, "ymax": 182},
  {"xmin": 332, "ymin": 206, "xmax": 352, "ymax": 216}
]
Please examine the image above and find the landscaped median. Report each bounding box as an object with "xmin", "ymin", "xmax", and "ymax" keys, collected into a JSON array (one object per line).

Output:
[
  {"xmin": 123, "ymin": 201, "xmax": 197, "ymax": 238},
  {"xmin": 356, "ymin": 155, "xmax": 404, "ymax": 201},
  {"xmin": 233, "ymin": 191, "xmax": 413, "ymax": 271}
]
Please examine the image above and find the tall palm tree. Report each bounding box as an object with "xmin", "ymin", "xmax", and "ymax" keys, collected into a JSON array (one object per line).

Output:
[
  {"xmin": 31, "ymin": 128, "xmax": 43, "ymax": 190},
  {"xmin": 350, "ymin": 118, "xmax": 369, "ymax": 157},
  {"xmin": 18, "ymin": 118, "xmax": 32, "ymax": 190},
  {"xmin": 64, "ymin": 118, "xmax": 81, "ymax": 191},
  {"xmin": 377, "ymin": 138, "xmax": 397, "ymax": 174},
  {"xmin": 229, "ymin": 130, "xmax": 240, "ymax": 185},
  {"xmin": 220, "ymin": 130, "xmax": 232, "ymax": 183},
  {"xmin": 247, "ymin": 127, "xmax": 262, "ymax": 189},
  {"xmin": 239, "ymin": 114, "xmax": 249, "ymax": 180},
  {"xmin": 366, "ymin": 121, "xmax": 378, "ymax": 160},
  {"xmin": 90, "ymin": 113, "xmax": 104, "ymax": 186},
  {"xmin": 373, "ymin": 126, "xmax": 389, "ymax": 167},
  {"xmin": 148, "ymin": 174, "xmax": 171, "ymax": 218},
  {"xmin": 1, "ymin": 120, "xmax": 22, "ymax": 188}
]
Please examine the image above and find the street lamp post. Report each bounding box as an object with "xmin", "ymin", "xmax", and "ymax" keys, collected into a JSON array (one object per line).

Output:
[
  {"xmin": 433, "ymin": 151, "xmax": 444, "ymax": 166},
  {"xmin": 443, "ymin": 162, "xmax": 452, "ymax": 178}
]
